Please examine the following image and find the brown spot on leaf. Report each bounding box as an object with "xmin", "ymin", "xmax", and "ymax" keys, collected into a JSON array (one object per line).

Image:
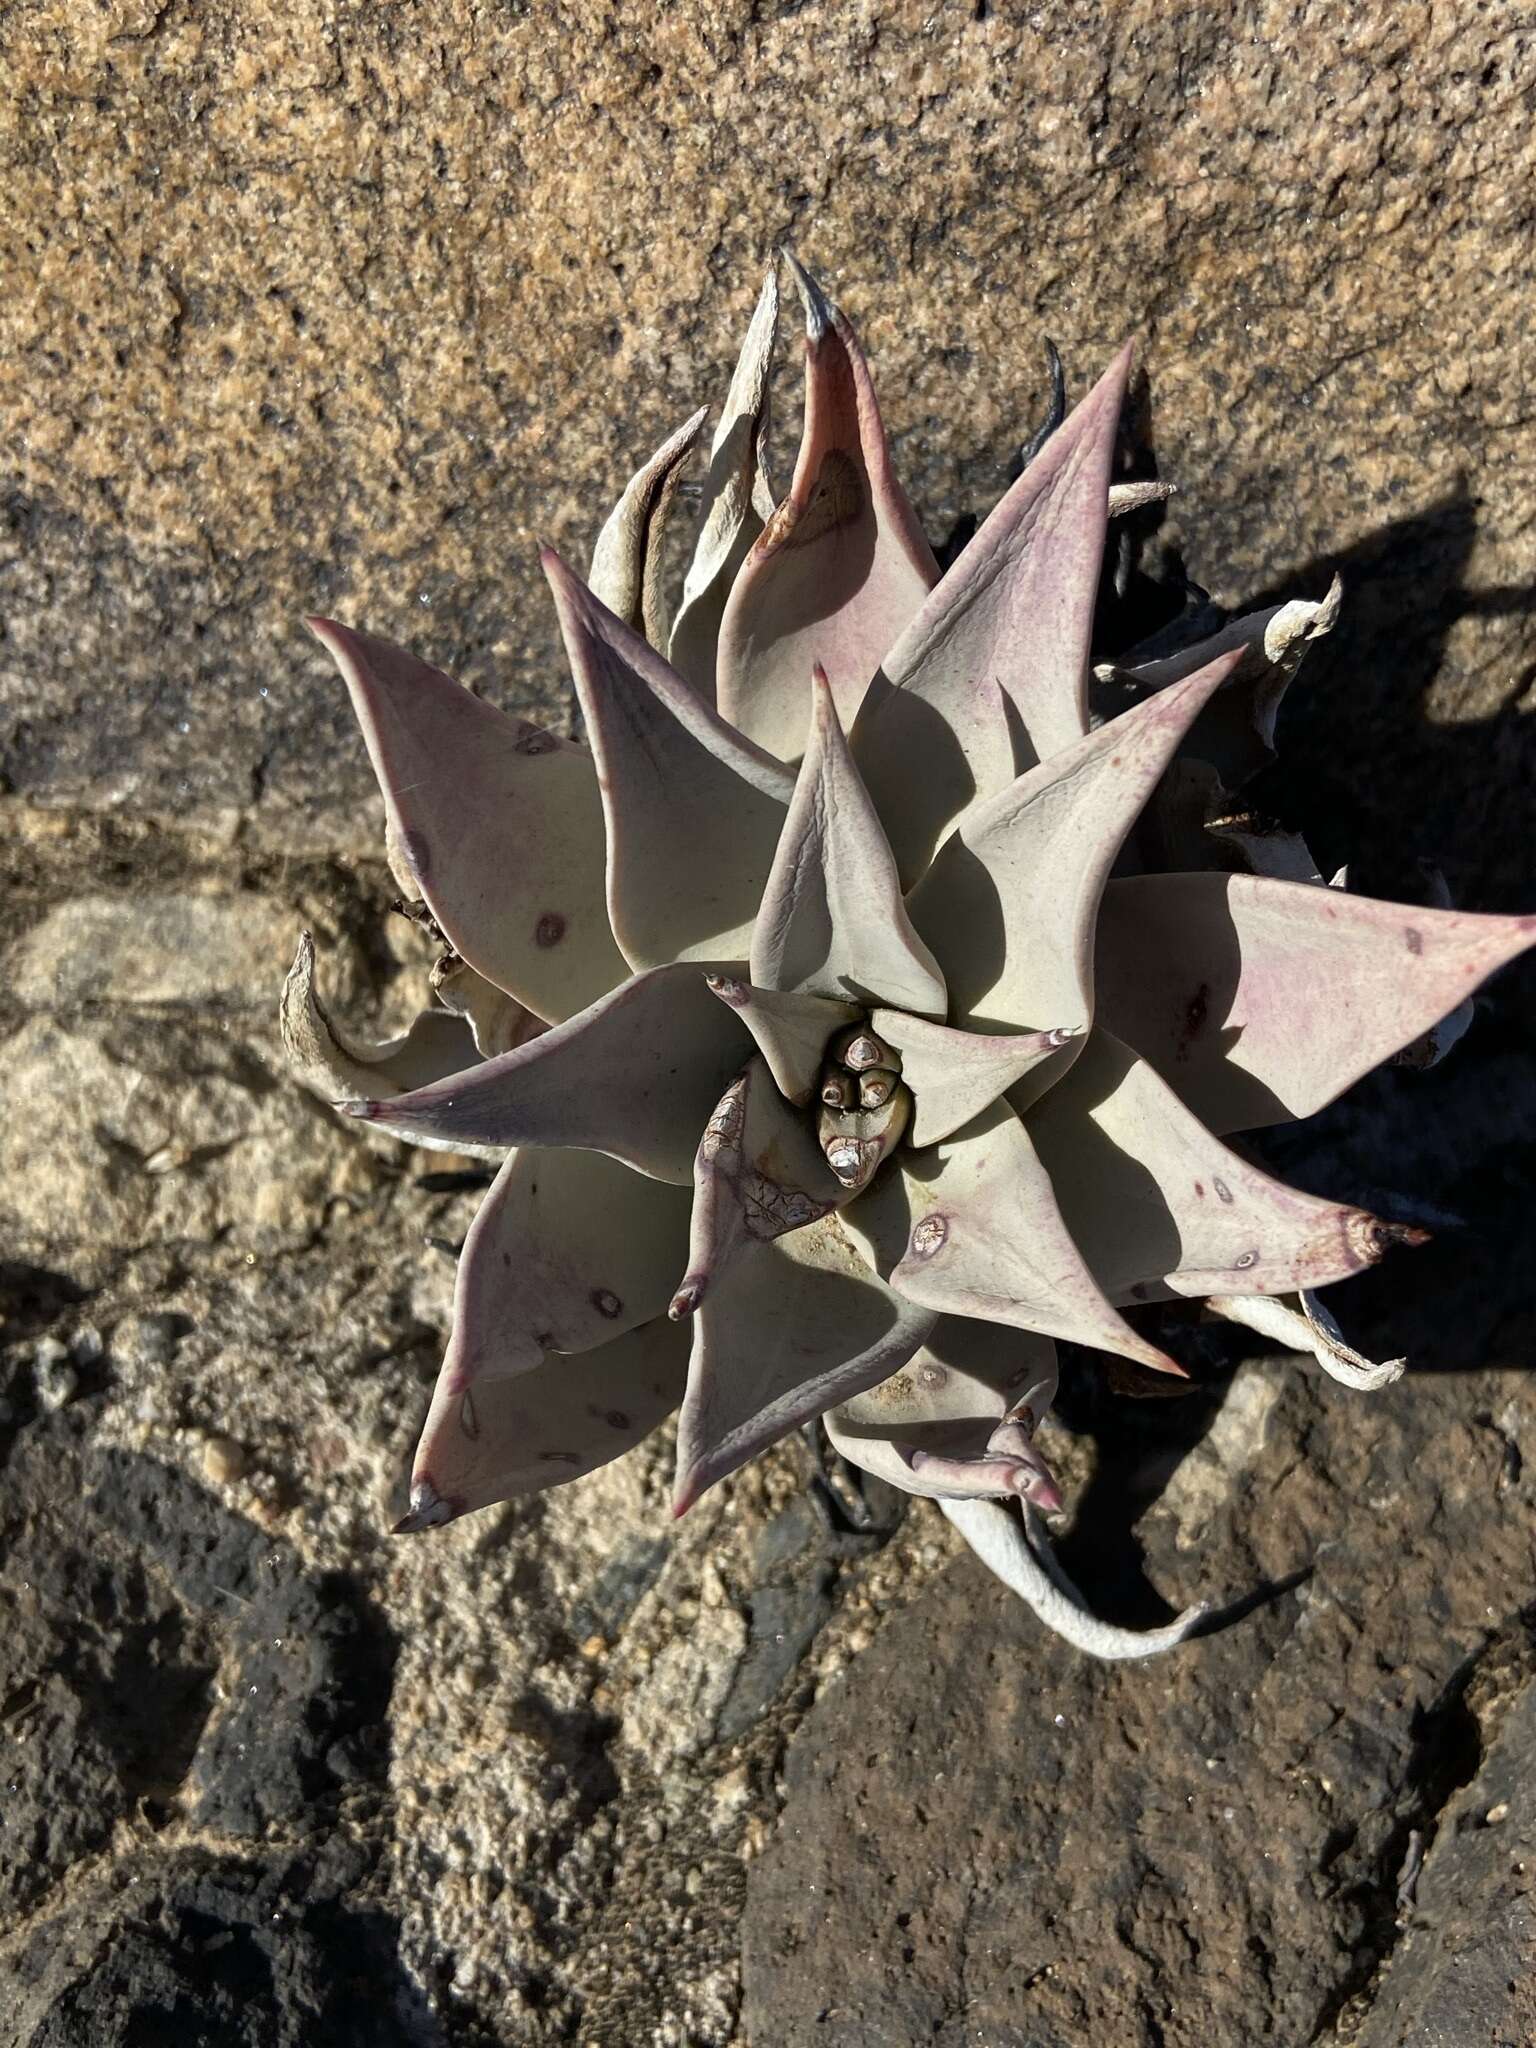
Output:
[
  {"xmin": 1213, "ymin": 1177, "xmax": 1233, "ymax": 1204},
  {"xmin": 1177, "ymin": 982, "xmax": 1211, "ymax": 1058},
  {"xmin": 1405, "ymin": 926, "xmax": 1424, "ymax": 955},
  {"xmin": 539, "ymin": 1450, "xmax": 582, "ymax": 1465},
  {"xmin": 591, "ymin": 1288, "xmax": 623, "ymax": 1319},
  {"xmin": 459, "ymin": 1389, "xmax": 480, "ymax": 1440},
  {"xmin": 535, "ymin": 911, "xmax": 567, "ymax": 948},
  {"xmin": 605, "ymin": 1409, "xmax": 631, "ymax": 1431},
  {"xmin": 1194, "ymin": 1180, "xmax": 1206, "ymax": 1199}
]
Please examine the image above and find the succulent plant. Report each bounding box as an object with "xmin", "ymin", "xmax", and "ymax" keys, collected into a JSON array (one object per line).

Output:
[{"xmin": 283, "ymin": 255, "xmax": 1535, "ymax": 1660}]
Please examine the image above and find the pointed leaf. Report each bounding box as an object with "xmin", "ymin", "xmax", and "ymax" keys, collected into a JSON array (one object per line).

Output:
[
  {"xmin": 870, "ymin": 1008, "xmax": 1078, "ymax": 1146},
  {"xmin": 670, "ymin": 268, "xmax": 779, "ymax": 696},
  {"xmin": 825, "ymin": 1320, "xmax": 1060, "ymax": 1505},
  {"xmin": 715, "ymin": 256, "xmax": 939, "ymax": 761},
  {"xmin": 439, "ymin": 1147, "xmax": 692, "ymax": 1389},
  {"xmin": 1028, "ymin": 1028, "xmax": 1417, "ymax": 1305},
  {"xmin": 703, "ymin": 977, "xmax": 860, "ymax": 1106},
  {"xmin": 342, "ymin": 963, "xmax": 750, "ymax": 1185},
  {"xmin": 853, "ymin": 1100, "xmax": 1181, "ymax": 1375},
  {"xmin": 1095, "ymin": 873, "xmax": 1536, "ymax": 1134},
  {"xmin": 308, "ymin": 618, "xmax": 626, "ymax": 1023},
  {"xmin": 280, "ymin": 931, "xmax": 499, "ymax": 1158},
  {"xmin": 751, "ymin": 668, "xmax": 947, "ymax": 1016},
  {"xmin": 669, "ymin": 1055, "xmax": 844, "ymax": 1321},
  {"xmin": 940, "ymin": 1498, "xmax": 1210, "ymax": 1660},
  {"xmin": 544, "ymin": 550, "xmax": 795, "ymax": 969},
  {"xmin": 588, "ymin": 407, "xmax": 709, "ymax": 649},
  {"xmin": 852, "ymin": 668, "xmax": 1017, "ymax": 894},
  {"xmin": 907, "ymin": 650, "xmax": 1242, "ymax": 1065},
  {"xmin": 674, "ymin": 1209, "xmax": 935, "ymax": 1512},
  {"xmin": 399, "ymin": 1316, "xmax": 688, "ymax": 1530},
  {"xmin": 851, "ymin": 349, "xmax": 1132, "ymax": 884}
]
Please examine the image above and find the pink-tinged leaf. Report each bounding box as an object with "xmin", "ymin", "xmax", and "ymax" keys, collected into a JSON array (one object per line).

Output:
[
  {"xmin": 543, "ymin": 551, "xmax": 795, "ymax": 969},
  {"xmin": 438, "ymin": 1147, "xmax": 692, "ymax": 1389},
  {"xmin": 398, "ymin": 1316, "xmax": 688, "ymax": 1531},
  {"xmin": 751, "ymin": 669, "xmax": 948, "ymax": 1017},
  {"xmin": 853, "ymin": 668, "xmax": 1017, "ymax": 894},
  {"xmin": 669, "ymin": 1056, "xmax": 845, "ymax": 1322},
  {"xmin": 1206, "ymin": 1289, "xmax": 1404, "ymax": 1390},
  {"xmin": 1028, "ymin": 1028, "xmax": 1420, "ymax": 1305},
  {"xmin": 907, "ymin": 651, "xmax": 1242, "ymax": 1070},
  {"xmin": 1094, "ymin": 873, "xmax": 1536, "ymax": 1134},
  {"xmin": 342, "ymin": 963, "xmax": 751, "ymax": 1185},
  {"xmin": 1096, "ymin": 577, "xmax": 1342, "ymax": 792},
  {"xmin": 715, "ymin": 255, "xmax": 939, "ymax": 762},
  {"xmin": 703, "ymin": 976, "xmax": 860, "ymax": 1106},
  {"xmin": 673, "ymin": 1209, "xmax": 935, "ymax": 1513},
  {"xmin": 940, "ymin": 1498, "xmax": 1210, "ymax": 1660},
  {"xmin": 825, "ymin": 1320, "xmax": 1061, "ymax": 1506},
  {"xmin": 851, "ymin": 349, "xmax": 1132, "ymax": 883},
  {"xmin": 279, "ymin": 931, "xmax": 499, "ymax": 1158},
  {"xmin": 307, "ymin": 618, "xmax": 627, "ymax": 1024},
  {"xmin": 429, "ymin": 953, "xmax": 548, "ymax": 1059},
  {"xmin": 670, "ymin": 268, "xmax": 779, "ymax": 697},
  {"xmin": 870, "ymin": 1008, "xmax": 1078, "ymax": 1146},
  {"xmin": 588, "ymin": 406, "xmax": 709, "ymax": 649},
  {"xmin": 856, "ymin": 1100, "xmax": 1182, "ymax": 1376}
]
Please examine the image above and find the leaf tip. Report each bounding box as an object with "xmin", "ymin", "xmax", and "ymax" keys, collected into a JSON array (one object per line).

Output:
[
  {"xmin": 392, "ymin": 1476, "xmax": 460, "ymax": 1534},
  {"xmin": 780, "ymin": 247, "xmax": 834, "ymax": 340},
  {"xmin": 668, "ymin": 1276, "xmax": 706, "ymax": 1321}
]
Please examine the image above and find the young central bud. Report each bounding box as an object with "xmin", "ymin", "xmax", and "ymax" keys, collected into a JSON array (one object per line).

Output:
[{"xmin": 814, "ymin": 1019, "xmax": 909, "ymax": 1192}]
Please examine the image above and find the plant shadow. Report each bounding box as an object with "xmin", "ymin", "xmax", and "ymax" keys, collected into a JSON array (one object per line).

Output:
[{"xmin": 1047, "ymin": 463, "xmax": 1536, "ymax": 1631}]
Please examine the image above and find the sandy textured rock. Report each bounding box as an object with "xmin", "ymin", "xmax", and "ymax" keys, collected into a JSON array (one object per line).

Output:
[
  {"xmin": 6, "ymin": 893, "xmax": 311, "ymax": 1008},
  {"xmin": 2, "ymin": 0, "xmax": 1533, "ymax": 893}
]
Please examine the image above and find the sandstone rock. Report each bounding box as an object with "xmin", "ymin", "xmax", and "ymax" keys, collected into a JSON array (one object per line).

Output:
[
  {"xmin": 3, "ymin": 1, "xmax": 1532, "ymax": 908},
  {"xmin": 6, "ymin": 893, "xmax": 308, "ymax": 1009}
]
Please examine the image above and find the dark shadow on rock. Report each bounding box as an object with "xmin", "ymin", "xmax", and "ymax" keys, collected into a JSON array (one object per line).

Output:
[{"xmin": 0, "ymin": 1387, "xmax": 442, "ymax": 2047}]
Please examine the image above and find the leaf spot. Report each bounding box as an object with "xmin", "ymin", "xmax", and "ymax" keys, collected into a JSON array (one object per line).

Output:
[
  {"xmin": 1404, "ymin": 926, "xmax": 1424, "ymax": 955},
  {"xmin": 459, "ymin": 1389, "xmax": 480, "ymax": 1441},
  {"xmin": 535, "ymin": 911, "xmax": 567, "ymax": 948},
  {"xmin": 591, "ymin": 1288, "xmax": 623, "ymax": 1319},
  {"xmin": 1213, "ymin": 1177, "xmax": 1234, "ymax": 1205},
  {"xmin": 910, "ymin": 1214, "xmax": 949, "ymax": 1260},
  {"xmin": 605, "ymin": 1409, "xmax": 631, "ymax": 1430},
  {"xmin": 1234, "ymin": 1249, "xmax": 1257, "ymax": 1270}
]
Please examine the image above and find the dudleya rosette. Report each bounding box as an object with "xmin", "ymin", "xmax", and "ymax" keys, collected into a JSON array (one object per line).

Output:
[{"xmin": 282, "ymin": 255, "xmax": 1536, "ymax": 1659}]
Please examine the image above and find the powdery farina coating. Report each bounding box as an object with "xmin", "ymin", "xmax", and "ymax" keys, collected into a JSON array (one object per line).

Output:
[{"xmin": 281, "ymin": 256, "xmax": 1536, "ymax": 1658}]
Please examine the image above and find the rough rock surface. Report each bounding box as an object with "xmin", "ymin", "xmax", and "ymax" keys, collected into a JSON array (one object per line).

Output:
[{"xmin": 2, "ymin": 4, "xmax": 1535, "ymax": 2044}]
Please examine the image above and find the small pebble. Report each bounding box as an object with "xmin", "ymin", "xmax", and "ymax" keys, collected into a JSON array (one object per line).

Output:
[
  {"xmin": 1485, "ymin": 1802, "xmax": 1510, "ymax": 1826},
  {"xmin": 202, "ymin": 1434, "xmax": 248, "ymax": 1484},
  {"xmin": 34, "ymin": 1340, "xmax": 79, "ymax": 1411}
]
